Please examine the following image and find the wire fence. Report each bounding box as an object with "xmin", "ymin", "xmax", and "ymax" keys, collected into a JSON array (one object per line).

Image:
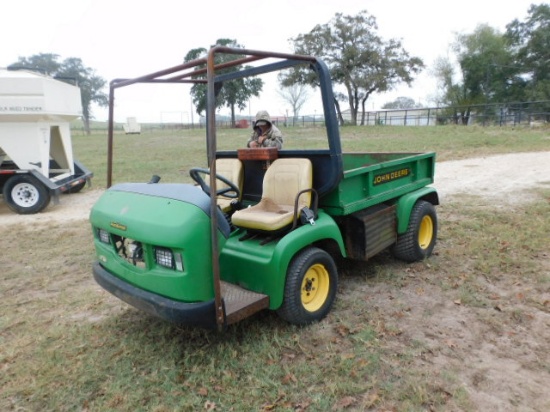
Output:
[
  {"xmin": 74, "ymin": 100, "xmax": 550, "ymax": 134},
  {"xmin": 353, "ymin": 100, "xmax": 550, "ymax": 127},
  {"xmin": 73, "ymin": 115, "xmax": 325, "ymax": 135}
]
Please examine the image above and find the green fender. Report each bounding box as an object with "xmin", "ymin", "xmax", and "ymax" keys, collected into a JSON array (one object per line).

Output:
[
  {"xmin": 220, "ymin": 210, "xmax": 345, "ymax": 310},
  {"xmin": 269, "ymin": 211, "xmax": 346, "ymax": 308},
  {"xmin": 395, "ymin": 187, "xmax": 439, "ymax": 234}
]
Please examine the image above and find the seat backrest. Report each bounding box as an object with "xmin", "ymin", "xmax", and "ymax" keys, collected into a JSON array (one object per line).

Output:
[
  {"xmin": 215, "ymin": 158, "xmax": 243, "ymax": 201},
  {"xmin": 230, "ymin": 158, "xmax": 313, "ymax": 232},
  {"xmin": 262, "ymin": 158, "xmax": 312, "ymax": 208}
]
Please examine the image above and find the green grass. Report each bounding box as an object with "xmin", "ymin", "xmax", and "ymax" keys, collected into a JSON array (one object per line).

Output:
[
  {"xmin": 72, "ymin": 124, "xmax": 550, "ymax": 188},
  {"xmin": 1, "ymin": 125, "xmax": 549, "ymax": 411}
]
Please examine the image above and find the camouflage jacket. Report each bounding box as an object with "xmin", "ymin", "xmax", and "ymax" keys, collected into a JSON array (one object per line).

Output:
[{"xmin": 246, "ymin": 124, "xmax": 283, "ymax": 149}]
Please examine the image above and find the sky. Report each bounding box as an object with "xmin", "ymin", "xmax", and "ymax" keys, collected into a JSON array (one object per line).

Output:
[{"xmin": 0, "ymin": 0, "xmax": 541, "ymax": 123}]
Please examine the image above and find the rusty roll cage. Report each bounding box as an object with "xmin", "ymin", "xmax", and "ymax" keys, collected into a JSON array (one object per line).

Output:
[{"xmin": 107, "ymin": 47, "xmax": 319, "ymax": 188}]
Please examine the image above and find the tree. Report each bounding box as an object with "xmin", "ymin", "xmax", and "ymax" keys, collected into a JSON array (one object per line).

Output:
[
  {"xmin": 9, "ymin": 53, "xmax": 61, "ymax": 75},
  {"xmin": 8, "ymin": 53, "xmax": 108, "ymax": 134},
  {"xmin": 432, "ymin": 24, "xmax": 522, "ymax": 124},
  {"xmin": 276, "ymin": 75, "xmax": 310, "ymax": 125},
  {"xmin": 432, "ymin": 4, "xmax": 550, "ymax": 125},
  {"xmin": 455, "ymin": 25, "xmax": 522, "ymax": 105},
  {"xmin": 184, "ymin": 39, "xmax": 263, "ymax": 127},
  {"xmin": 506, "ymin": 3, "xmax": 550, "ymax": 102},
  {"xmin": 282, "ymin": 10, "xmax": 424, "ymax": 125},
  {"xmin": 382, "ymin": 97, "xmax": 422, "ymax": 110},
  {"xmin": 432, "ymin": 56, "xmax": 458, "ymax": 107},
  {"xmin": 432, "ymin": 56, "xmax": 472, "ymax": 124}
]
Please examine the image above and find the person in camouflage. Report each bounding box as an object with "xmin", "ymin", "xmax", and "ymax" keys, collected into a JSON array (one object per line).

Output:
[{"xmin": 246, "ymin": 110, "xmax": 283, "ymax": 149}]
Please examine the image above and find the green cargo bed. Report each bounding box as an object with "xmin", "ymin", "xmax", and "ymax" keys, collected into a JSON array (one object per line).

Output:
[{"xmin": 320, "ymin": 152, "xmax": 436, "ymax": 216}]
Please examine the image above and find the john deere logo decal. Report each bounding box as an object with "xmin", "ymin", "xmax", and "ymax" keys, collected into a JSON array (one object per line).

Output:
[
  {"xmin": 373, "ymin": 168, "xmax": 411, "ymax": 186},
  {"xmin": 110, "ymin": 222, "xmax": 127, "ymax": 231}
]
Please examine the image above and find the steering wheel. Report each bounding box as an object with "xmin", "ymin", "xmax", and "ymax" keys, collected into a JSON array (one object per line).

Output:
[{"xmin": 189, "ymin": 167, "xmax": 240, "ymax": 199}]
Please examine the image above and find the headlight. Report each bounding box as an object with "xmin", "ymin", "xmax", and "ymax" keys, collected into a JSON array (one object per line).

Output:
[
  {"xmin": 154, "ymin": 247, "xmax": 183, "ymax": 271},
  {"xmin": 155, "ymin": 247, "xmax": 174, "ymax": 269},
  {"xmin": 97, "ymin": 228, "xmax": 110, "ymax": 244}
]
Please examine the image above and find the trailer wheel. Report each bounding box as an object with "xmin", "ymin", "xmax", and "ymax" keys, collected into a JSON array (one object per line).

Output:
[
  {"xmin": 2, "ymin": 175, "xmax": 51, "ymax": 214},
  {"xmin": 391, "ymin": 200, "xmax": 437, "ymax": 263},
  {"xmin": 277, "ymin": 247, "xmax": 338, "ymax": 325},
  {"xmin": 65, "ymin": 181, "xmax": 86, "ymax": 194}
]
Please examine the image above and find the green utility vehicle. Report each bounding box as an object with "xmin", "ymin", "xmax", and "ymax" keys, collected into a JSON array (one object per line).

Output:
[{"xmin": 90, "ymin": 48, "xmax": 439, "ymax": 329}]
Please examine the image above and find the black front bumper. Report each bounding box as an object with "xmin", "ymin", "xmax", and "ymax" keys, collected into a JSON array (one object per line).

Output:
[{"xmin": 92, "ymin": 262, "xmax": 218, "ymax": 328}]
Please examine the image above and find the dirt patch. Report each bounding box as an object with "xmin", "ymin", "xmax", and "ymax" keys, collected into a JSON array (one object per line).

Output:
[
  {"xmin": 354, "ymin": 274, "xmax": 550, "ymax": 411},
  {"xmin": 435, "ymin": 151, "xmax": 550, "ymax": 205},
  {"xmin": 0, "ymin": 187, "xmax": 103, "ymax": 226}
]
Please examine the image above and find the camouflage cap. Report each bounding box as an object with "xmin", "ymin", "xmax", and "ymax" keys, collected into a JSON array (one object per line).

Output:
[{"xmin": 254, "ymin": 110, "xmax": 272, "ymax": 127}]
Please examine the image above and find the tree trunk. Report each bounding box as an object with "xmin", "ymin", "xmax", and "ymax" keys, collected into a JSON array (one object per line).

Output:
[
  {"xmin": 333, "ymin": 99, "xmax": 345, "ymax": 126},
  {"xmin": 464, "ymin": 106, "xmax": 472, "ymax": 125},
  {"xmin": 360, "ymin": 88, "xmax": 376, "ymax": 126},
  {"xmin": 453, "ymin": 111, "xmax": 459, "ymax": 125},
  {"xmin": 459, "ymin": 107, "xmax": 470, "ymax": 125},
  {"xmin": 83, "ymin": 115, "xmax": 91, "ymax": 135},
  {"xmin": 349, "ymin": 90, "xmax": 358, "ymax": 126},
  {"xmin": 230, "ymin": 104, "xmax": 236, "ymax": 128},
  {"xmin": 345, "ymin": 83, "xmax": 358, "ymax": 126}
]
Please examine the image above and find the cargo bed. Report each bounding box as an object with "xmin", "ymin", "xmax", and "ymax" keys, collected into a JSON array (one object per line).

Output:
[{"xmin": 320, "ymin": 152, "xmax": 436, "ymax": 215}]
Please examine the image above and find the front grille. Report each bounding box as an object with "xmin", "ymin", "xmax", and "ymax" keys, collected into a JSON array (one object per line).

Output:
[{"xmin": 112, "ymin": 235, "xmax": 146, "ymax": 268}]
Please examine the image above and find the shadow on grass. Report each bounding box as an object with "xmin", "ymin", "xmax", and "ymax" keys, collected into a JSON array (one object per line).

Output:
[{"xmin": 98, "ymin": 303, "xmax": 291, "ymax": 344}]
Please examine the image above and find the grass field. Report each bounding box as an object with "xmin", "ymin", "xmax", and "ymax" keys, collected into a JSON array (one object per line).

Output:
[
  {"xmin": 1, "ymin": 125, "xmax": 549, "ymax": 411},
  {"xmin": 73, "ymin": 124, "xmax": 550, "ymax": 187}
]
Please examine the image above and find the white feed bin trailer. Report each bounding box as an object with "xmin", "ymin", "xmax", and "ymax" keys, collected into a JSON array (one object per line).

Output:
[{"xmin": 0, "ymin": 69, "xmax": 93, "ymax": 214}]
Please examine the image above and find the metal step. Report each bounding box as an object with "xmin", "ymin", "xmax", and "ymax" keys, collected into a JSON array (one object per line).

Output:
[{"xmin": 221, "ymin": 281, "xmax": 269, "ymax": 324}]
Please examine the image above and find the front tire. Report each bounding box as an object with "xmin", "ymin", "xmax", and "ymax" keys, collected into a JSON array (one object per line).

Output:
[
  {"xmin": 277, "ymin": 247, "xmax": 338, "ymax": 325},
  {"xmin": 2, "ymin": 175, "xmax": 51, "ymax": 214},
  {"xmin": 391, "ymin": 200, "xmax": 437, "ymax": 262}
]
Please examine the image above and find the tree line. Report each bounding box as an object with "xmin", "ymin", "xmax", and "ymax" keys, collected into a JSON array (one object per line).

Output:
[
  {"xmin": 9, "ymin": 4, "xmax": 549, "ymax": 130},
  {"xmin": 433, "ymin": 3, "xmax": 550, "ymax": 124}
]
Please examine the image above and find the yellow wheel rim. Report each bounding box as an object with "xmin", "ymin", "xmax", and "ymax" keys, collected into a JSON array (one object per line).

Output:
[
  {"xmin": 418, "ymin": 215, "xmax": 434, "ymax": 250},
  {"xmin": 301, "ymin": 263, "xmax": 330, "ymax": 312}
]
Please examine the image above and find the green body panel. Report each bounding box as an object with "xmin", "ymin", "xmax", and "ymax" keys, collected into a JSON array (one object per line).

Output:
[
  {"xmin": 219, "ymin": 211, "xmax": 346, "ymax": 309},
  {"xmin": 394, "ymin": 186, "xmax": 439, "ymax": 234},
  {"xmin": 90, "ymin": 190, "xmax": 223, "ymax": 302},
  {"xmin": 320, "ymin": 152, "xmax": 436, "ymax": 216},
  {"xmin": 89, "ymin": 152, "xmax": 437, "ymax": 310}
]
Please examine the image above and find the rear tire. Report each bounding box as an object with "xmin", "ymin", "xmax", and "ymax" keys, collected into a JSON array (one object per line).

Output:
[
  {"xmin": 391, "ymin": 200, "xmax": 437, "ymax": 262},
  {"xmin": 277, "ymin": 247, "xmax": 338, "ymax": 325},
  {"xmin": 2, "ymin": 175, "xmax": 51, "ymax": 214}
]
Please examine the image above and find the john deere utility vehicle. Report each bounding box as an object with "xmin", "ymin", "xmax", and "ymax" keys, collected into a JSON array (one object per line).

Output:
[{"xmin": 90, "ymin": 47, "xmax": 439, "ymax": 329}]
